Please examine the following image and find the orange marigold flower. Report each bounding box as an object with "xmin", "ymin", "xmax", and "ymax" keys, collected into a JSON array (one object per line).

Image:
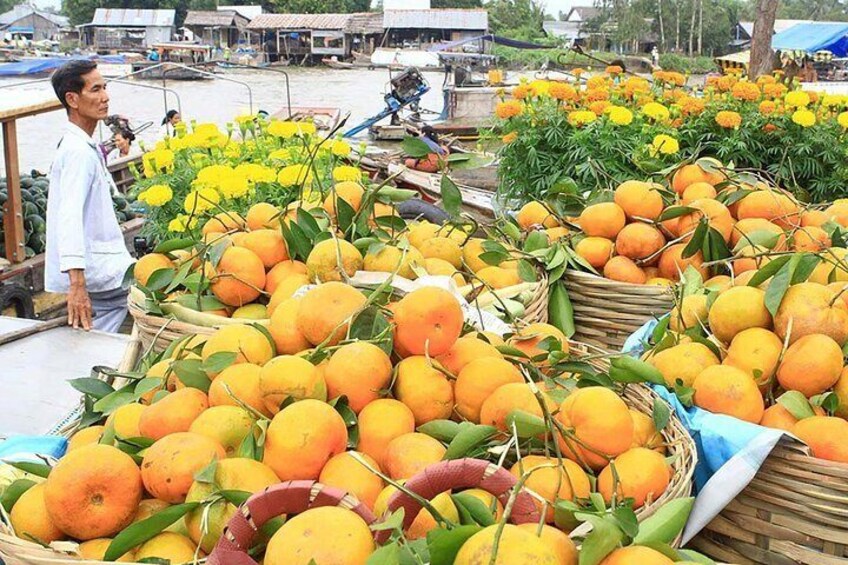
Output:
[
  {"xmin": 806, "ymin": 91, "xmax": 819, "ymax": 103},
  {"xmin": 759, "ymin": 100, "xmax": 777, "ymax": 115},
  {"xmin": 717, "ymin": 75, "xmax": 737, "ymax": 92},
  {"xmin": 606, "ymin": 65, "xmax": 623, "ymax": 75},
  {"xmin": 585, "ymin": 87, "xmax": 610, "ymax": 102},
  {"xmin": 676, "ymin": 96, "xmax": 705, "ymax": 116},
  {"xmin": 495, "ymin": 100, "xmax": 523, "ymax": 119},
  {"xmin": 715, "ymin": 110, "xmax": 742, "ymax": 129},
  {"xmin": 623, "ymin": 77, "xmax": 651, "ymax": 99},
  {"xmin": 763, "ymin": 123, "xmax": 778, "ymax": 133},
  {"xmin": 671, "ymin": 118, "xmax": 683, "ymax": 127},
  {"xmin": 731, "ymin": 81, "xmax": 761, "ymax": 101},
  {"xmin": 705, "ymin": 76, "xmax": 721, "ymax": 88},
  {"xmin": 548, "ymin": 81, "xmax": 578, "ymax": 102},
  {"xmin": 502, "ymin": 132, "xmax": 518, "ymax": 144},
  {"xmin": 763, "ymin": 83, "xmax": 788, "ymax": 99},
  {"xmin": 512, "ymin": 84, "xmax": 531, "ymax": 100},
  {"xmin": 572, "ymin": 68, "xmax": 586, "ymax": 76},
  {"xmin": 757, "ymin": 75, "xmax": 776, "ymax": 86},
  {"xmin": 589, "ymin": 100, "xmax": 611, "ymax": 115},
  {"xmin": 587, "ymin": 75, "xmax": 608, "ymax": 90}
]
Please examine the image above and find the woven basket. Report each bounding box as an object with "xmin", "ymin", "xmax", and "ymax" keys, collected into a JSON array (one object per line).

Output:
[
  {"xmin": 688, "ymin": 437, "xmax": 848, "ymax": 564},
  {"xmin": 563, "ymin": 270, "xmax": 674, "ymax": 353},
  {"xmin": 521, "ymin": 272, "xmax": 549, "ymax": 325},
  {"xmin": 128, "ymin": 295, "xmax": 220, "ymax": 353}
]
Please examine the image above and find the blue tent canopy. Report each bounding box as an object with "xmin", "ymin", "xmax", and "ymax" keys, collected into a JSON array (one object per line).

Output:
[{"xmin": 772, "ymin": 22, "xmax": 848, "ymax": 57}]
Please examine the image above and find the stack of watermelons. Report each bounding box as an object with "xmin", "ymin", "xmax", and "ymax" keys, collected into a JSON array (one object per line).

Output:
[{"xmin": 0, "ymin": 174, "xmax": 134, "ymax": 259}]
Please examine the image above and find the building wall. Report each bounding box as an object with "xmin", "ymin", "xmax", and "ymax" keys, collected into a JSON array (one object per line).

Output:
[
  {"xmin": 145, "ymin": 25, "xmax": 172, "ymax": 46},
  {"xmin": 4, "ymin": 13, "xmax": 60, "ymax": 41}
]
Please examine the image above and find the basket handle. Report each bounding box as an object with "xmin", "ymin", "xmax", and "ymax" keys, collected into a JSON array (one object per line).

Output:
[
  {"xmin": 207, "ymin": 480, "xmax": 377, "ymax": 565},
  {"xmin": 380, "ymin": 458, "xmax": 541, "ymax": 542}
]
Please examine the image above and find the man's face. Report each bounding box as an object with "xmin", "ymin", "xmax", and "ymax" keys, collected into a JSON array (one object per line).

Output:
[{"xmin": 67, "ymin": 69, "xmax": 109, "ymax": 120}]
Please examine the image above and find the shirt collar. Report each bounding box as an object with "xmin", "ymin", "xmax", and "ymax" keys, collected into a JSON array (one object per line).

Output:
[{"xmin": 65, "ymin": 121, "xmax": 98, "ymax": 148}]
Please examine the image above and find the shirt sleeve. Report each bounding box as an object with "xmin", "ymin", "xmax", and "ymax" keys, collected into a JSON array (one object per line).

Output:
[{"xmin": 56, "ymin": 151, "xmax": 94, "ymax": 273}]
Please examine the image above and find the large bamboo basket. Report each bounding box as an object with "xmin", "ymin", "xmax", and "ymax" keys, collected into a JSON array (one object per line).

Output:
[
  {"xmin": 563, "ymin": 270, "xmax": 674, "ymax": 353},
  {"xmin": 520, "ymin": 271, "xmax": 549, "ymax": 325},
  {"xmin": 128, "ymin": 295, "xmax": 219, "ymax": 353},
  {"xmin": 688, "ymin": 437, "xmax": 848, "ymax": 564}
]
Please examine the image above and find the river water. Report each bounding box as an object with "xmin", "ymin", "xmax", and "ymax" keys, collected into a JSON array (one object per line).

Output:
[{"xmin": 0, "ymin": 67, "xmax": 450, "ymax": 176}]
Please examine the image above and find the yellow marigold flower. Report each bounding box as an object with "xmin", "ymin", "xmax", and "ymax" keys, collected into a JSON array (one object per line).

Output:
[
  {"xmin": 168, "ymin": 214, "xmax": 198, "ymax": 233},
  {"xmin": 154, "ymin": 140, "xmax": 169, "ymax": 152},
  {"xmin": 607, "ymin": 106, "xmax": 633, "ymax": 126},
  {"xmin": 224, "ymin": 142, "xmax": 242, "ymax": 159},
  {"xmin": 528, "ymin": 80, "xmax": 550, "ymax": 97},
  {"xmin": 234, "ymin": 114, "xmax": 255, "ymax": 126},
  {"xmin": 839, "ymin": 111, "xmax": 848, "ymax": 129},
  {"xmin": 792, "ymin": 109, "xmax": 816, "ymax": 127},
  {"xmin": 821, "ymin": 94, "xmax": 845, "ymax": 108},
  {"xmin": 763, "ymin": 83, "xmax": 787, "ymax": 99},
  {"xmin": 589, "ymin": 100, "xmax": 611, "ymax": 115},
  {"xmin": 715, "ymin": 110, "xmax": 742, "ymax": 129},
  {"xmin": 642, "ymin": 102, "xmax": 670, "ymax": 122},
  {"xmin": 512, "ymin": 84, "xmax": 531, "ymax": 100},
  {"xmin": 759, "ymin": 100, "xmax": 777, "ymax": 115},
  {"xmin": 731, "ymin": 81, "xmax": 760, "ymax": 101},
  {"xmin": 194, "ymin": 123, "xmax": 221, "ymax": 138},
  {"xmin": 623, "ymin": 77, "xmax": 651, "ymax": 99},
  {"xmin": 277, "ymin": 164, "xmax": 313, "ymax": 187},
  {"xmin": 502, "ymin": 132, "xmax": 518, "ymax": 143},
  {"xmin": 333, "ymin": 165, "xmax": 362, "ymax": 183},
  {"xmin": 548, "ymin": 82, "xmax": 577, "ymax": 102},
  {"xmin": 218, "ymin": 173, "xmax": 250, "ymax": 199},
  {"xmin": 154, "ymin": 149, "xmax": 175, "ymax": 170},
  {"xmin": 586, "ymin": 76, "xmax": 608, "ymax": 90},
  {"xmin": 138, "ymin": 184, "xmax": 173, "ymax": 207},
  {"xmin": 267, "ymin": 120, "xmax": 314, "ymax": 138},
  {"xmin": 785, "ymin": 90, "xmax": 810, "ymax": 108},
  {"xmin": 330, "ymin": 139, "xmax": 352, "ymax": 157},
  {"xmin": 605, "ymin": 65, "xmax": 623, "ymax": 75},
  {"xmin": 235, "ymin": 163, "xmax": 276, "ymax": 184},
  {"xmin": 650, "ymin": 134, "xmax": 679, "ymax": 156},
  {"xmin": 567, "ymin": 110, "xmax": 597, "ymax": 127},
  {"xmin": 184, "ymin": 187, "xmax": 220, "ymax": 214},
  {"xmin": 495, "ymin": 100, "xmax": 523, "ymax": 119}
]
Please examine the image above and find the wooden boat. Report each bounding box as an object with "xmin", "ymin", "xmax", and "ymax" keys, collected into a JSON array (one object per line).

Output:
[
  {"xmin": 131, "ymin": 61, "xmax": 214, "ymax": 80},
  {"xmin": 322, "ymin": 57, "xmax": 356, "ymax": 70},
  {"xmin": 272, "ymin": 106, "xmax": 342, "ymax": 134},
  {"xmin": 370, "ymin": 120, "xmax": 484, "ymax": 142},
  {"xmin": 386, "ymin": 162, "xmax": 495, "ymax": 220}
]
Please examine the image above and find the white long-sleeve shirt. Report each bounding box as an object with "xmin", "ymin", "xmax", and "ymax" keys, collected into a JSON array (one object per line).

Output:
[{"xmin": 45, "ymin": 122, "xmax": 134, "ymax": 294}]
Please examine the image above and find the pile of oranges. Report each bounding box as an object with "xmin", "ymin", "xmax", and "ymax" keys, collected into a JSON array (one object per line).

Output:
[
  {"xmin": 7, "ymin": 281, "xmax": 690, "ymax": 565},
  {"xmin": 646, "ymin": 268, "xmax": 848, "ymax": 464}
]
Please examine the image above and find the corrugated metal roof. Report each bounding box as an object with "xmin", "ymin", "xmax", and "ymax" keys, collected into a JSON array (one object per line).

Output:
[
  {"xmin": 383, "ymin": 9, "xmax": 488, "ymax": 31},
  {"xmin": 218, "ymin": 5, "xmax": 263, "ymax": 20},
  {"xmin": 345, "ymin": 12, "xmax": 383, "ymax": 35},
  {"xmin": 0, "ymin": 5, "xmax": 68, "ymax": 27},
  {"xmin": 543, "ymin": 20, "xmax": 581, "ymax": 40},
  {"xmin": 247, "ymin": 13, "xmax": 352, "ymax": 30},
  {"xmin": 90, "ymin": 9, "xmax": 175, "ymax": 27},
  {"xmin": 184, "ymin": 10, "xmax": 246, "ymax": 28},
  {"xmin": 738, "ymin": 19, "xmax": 817, "ymax": 38}
]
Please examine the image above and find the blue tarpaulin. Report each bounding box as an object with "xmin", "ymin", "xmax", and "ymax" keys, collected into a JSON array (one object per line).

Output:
[
  {"xmin": 0, "ymin": 55, "xmax": 125, "ymax": 77},
  {"xmin": 772, "ymin": 22, "xmax": 848, "ymax": 57}
]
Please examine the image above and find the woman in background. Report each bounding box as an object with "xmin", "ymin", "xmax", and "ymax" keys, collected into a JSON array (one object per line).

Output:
[{"xmin": 161, "ymin": 109, "xmax": 181, "ymax": 136}]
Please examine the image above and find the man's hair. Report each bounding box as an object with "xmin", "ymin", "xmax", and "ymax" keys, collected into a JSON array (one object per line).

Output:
[{"xmin": 51, "ymin": 60, "xmax": 98, "ymax": 110}]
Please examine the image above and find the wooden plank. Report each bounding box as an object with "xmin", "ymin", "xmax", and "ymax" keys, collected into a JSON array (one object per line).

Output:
[
  {"xmin": 0, "ymin": 98, "xmax": 63, "ymax": 123},
  {"xmin": 2, "ymin": 120, "xmax": 25, "ymax": 263}
]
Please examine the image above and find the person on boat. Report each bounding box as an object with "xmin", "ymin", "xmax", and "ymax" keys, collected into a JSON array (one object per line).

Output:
[
  {"xmin": 404, "ymin": 125, "xmax": 449, "ymax": 174},
  {"xmin": 162, "ymin": 109, "xmax": 181, "ymax": 136},
  {"xmin": 108, "ymin": 128, "xmax": 135, "ymax": 162},
  {"xmin": 46, "ymin": 60, "xmax": 134, "ymax": 332}
]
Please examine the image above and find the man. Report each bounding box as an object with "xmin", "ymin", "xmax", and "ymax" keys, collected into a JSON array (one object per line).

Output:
[{"xmin": 46, "ymin": 60, "xmax": 134, "ymax": 332}]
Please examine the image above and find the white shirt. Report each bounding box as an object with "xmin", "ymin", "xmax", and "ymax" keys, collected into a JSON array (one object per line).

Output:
[{"xmin": 45, "ymin": 123, "xmax": 134, "ymax": 294}]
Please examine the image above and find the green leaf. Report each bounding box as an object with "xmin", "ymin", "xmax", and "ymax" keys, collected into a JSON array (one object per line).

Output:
[
  {"xmin": 478, "ymin": 251, "xmax": 510, "ymax": 266},
  {"xmin": 517, "ymin": 259, "xmax": 537, "ymax": 283},
  {"xmin": 451, "ymin": 493, "xmax": 496, "ymax": 527},
  {"xmin": 732, "ymin": 229, "xmax": 780, "ymax": 252},
  {"xmin": 154, "ymin": 237, "xmax": 195, "ymax": 254},
  {"xmin": 164, "ymin": 257, "xmax": 194, "ymax": 294},
  {"xmin": 336, "ymin": 197, "xmax": 357, "ymax": 236},
  {"xmin": 658, "ymin": 206, "xmax": 696, "ymax": 222},
  {"xmin": 68, "ymin": 378, "xmax": 115, "ymax": 400},
  {"xmin": 612, "ymin": 506, "xmax": 639, "ymax": 539},
  {"xmin": 193, "ymin": 458, "xmax": 218, "ymax": 484},
  {"xmin": 633, "ymin": 497, "xmax": 695, "ymax": 545},
  {"xmin": 746, "ymin": 254, "xmax": 790, "ymax": 287},
  {"xmin": 370, "ymin": 508, "xmax": 406, "ymax": 532},
  {"xmin": 675, "ymin": 549, "xmax": 717, "ymax": 565},
  {"xmin": 505, "ymin": 410, "xmax": 548, "ymax": 438},
  {"xmin": 92, "ymin": 390, "xmax": 135, "ymax": 415},
  {"xmin": 765, "ymin": 254, "xmax": 801, "ymax": 316},
  {"xmin": 281, "ymin": 220, "xmax": 312, "ymax": 262},
  {"xmin": 105, "ymin": 502, "xmax": 200, "ymax": 561},
  {"xmin": 495, "ymin": 345, "xmax": 530, "ymax": 359},
  {"xmin": 792, "ymin": 253, "xmax": 821, "ymax": 284},
  {"xmin": 174, "ymin": 294, "xmax": 226, "ymax": 312},
  {"xmin": 652, "ymin": 397, "xmax": 671, "ymax": 432},
  {"xmin": 332, "ymin": 396, "xmax": 359, "ymax": 449},
  {"xmin": 524, "ymin": 231, "xmax": 549, "ymax": 253},
  {"xmin": 349, "ymin": 307, "xmax": 392, "ymax": 356},
  {"xmin": 402, "ymin": 136, "xmax": 432, "ymax": 158},
  {"xmin": 207, "ymin": 240, "xmax": 229, "ymax": 268},
  {"xmin": 577, "ymin": 513, "xmax": 624, "ymax": 565},
  {"xmin": 443, "ymin": 425, "xmax": 498, "ymax": 460},
  {"xmin": 811, "ymin": 391, "xmax": 840, "ymax": 414},
  {"xmin": 250, "ymin": 323, "xmax": 278, "ymax": 357},
  {"xmin": 218, "ymin": 489, "xmax": 252, "ymax": 506},
  {"xmin": 375, "ymin": 215, "xmax": 407, "ymax": 234},
  {"xmin": 440, "ymin": 175, "xmax": 462, "ymax": 219},
  {"xmin": 548, "ymin": 282, "xmax": 575, "ymax": 338},
  {"xmin": 777, "ymin": 390, "xmax": 816, "ymax": 420},
  {"xmin": 7, "ymin": 461, "xmax": 51, "ymax": 479},
  {"xmin": 609, "ymin": 356, "xmax": 665, "ymax": 386},
  {"xmin": 418, "ymin": 420, "xmax": 463, "ymax": 442},
  {"xmin": 144, "ymin": 268, "xmax": 175, "ymax": 292},
  {"xmin": 705, "ymin": 228, "xmax": 731, "ymax": 262},
  {"xmin": 202, "ymin": 351, "xmax": 237, "ymax": 374},
  {"xmin": 172, "ymin": 358, "xmax": 212, "ymax": 393},
  {"xmin": 681, "ymin": 220, "xmax": 708, "ymax": 259},
  {"xmin": 296, "ymin": 207, "xmax": 321, "ymax": 240},
  {"xmin": 427, "ymin": 525, "xmax": 482, "ymax": 565},
  {"xmin": 237, "ymin": 429, "xmax": 257, "ymax": 460},
  {"xmin": 1, "ymin": 479, "xmax": 37, "ymax": 512},
  {"xmin": 366, "ymin": 542, "xmax": 402, "ymax": 565}
]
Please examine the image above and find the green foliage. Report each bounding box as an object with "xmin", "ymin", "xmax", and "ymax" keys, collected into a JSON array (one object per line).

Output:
[
  {"xmin": 487, "ymin": 0, "xmax": 546, "ymax": 36},
  {"xmin": 658, "ymin": 53, "xmax": 716, "ymax": 74}
]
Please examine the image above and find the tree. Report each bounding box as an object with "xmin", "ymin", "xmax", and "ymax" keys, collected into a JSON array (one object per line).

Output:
[
  {"xmin": 749, "ymin": 0, "xmax": 778, "ymax": 77},
  {"xmin": 487, "ymin": 0, "xmax": 545, "ymax": 37},
  {"xmin": 0, "ymin": 0, "xmax": 15, "ymax": 15}
]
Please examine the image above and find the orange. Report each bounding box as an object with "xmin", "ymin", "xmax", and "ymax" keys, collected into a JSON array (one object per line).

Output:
[
  {"xmin": 705, "ymin": 275, "xmax": 732, "ymax": 292},
  {"xmin": 266, "ymin": 273, "xmax": 310, "ymax": 316},
  {"xmin": 672, "ymin": 162, "xmax": 721, "ymax": 194},
  {"xmin": 509, "ymin": 456, "xmax": 591, "ymax": 523},
  {"xmin": 268, "ymin": 297, "xmax": 311, "ymax": 354},
  {"xmin": 677, "ymin": 198, "xmax": 733, "ymax": 243},
  {"xmin": 730, "ymin": 218, "xmax": 785, "ymax": 248},
  {"xmin": 135, "ymin": 532, "xmax": 203, "ymax": 563},
  {"xmin": 455, "ymin": 357, "xmax": 524, "ymax": 422},
  {"xmin": 693, "ymin": 365, "xmax": 764, "ymax": 423},
  {"xmin": 657, "ymin": 243, "xmax": 707, "ymax": 281},
  {"xmin": 776, "ymin": 334, "xmax": 843, "ymax": 397},
  {"xmin": 141, "ymin": 432, "xmax": 226, "ymax": 503},
  {"xmin": 669, "ymin": 294, "xmax": 708, "ymax": 332},
  {"xmin": 78, "ymin": 538, "xmax": 134, "ymax": 561},
  {"xmin": 736, "ymin": 190, "xmax": 800, "ymax": 229},
  {"xmin": 325, "ymin": 342, "xmax": 393, "ymax": 413},
  {"xmin": 67, "ymin": 425, "xmax": 105, "ymax": 451},
  {"xmin": 138, "ymin": 387, "xmax": 209, "ymax": 440},
  {"xmin": 264, "ymin": 506, "xmax": 375, "ymax": 565},
  {"xmin": 649, "ymin": 342, "xmax": 719, "ymax": 388},
  {"xmin": 436, "ymin": 335, "xmax": 503, "ymax": 376},
  {"xmin": 239, "ymin": 229, "xmax": 289, "ymax": 268},
  {"xmin": 793, "ymin": 226, "xmax": 831, "ymax": 252},
  {"xmin": 393, "ymin": 356, "xmax": 454, "ymax": 425},
  {"xmin": 306, "ymin": 238, "xmax": 363, "ymax": 282},
  {"xmin": 44, "ymin": 444, "xmax": 143, "ymax": 540},
  {"xmin": 774, "ymin": 282, "xmax": 848, "ymax": 346},
  {"xmin": 364, "ymin": 244, "xmax": 425, "ymax": 279},
  {"xmin": 259, "ymin": 355, "xmax": 327, "ymax": 415},
  {"xmin": 246, "ymin": 202, "xmax": 281, "ymax": 230},
  {"xmin": 733, "ymin": 244, "xmax": 772, "ymax": 274},
  {"xmin": 708, "ymin": 286, "xmax": 772, "ymax": 344},
  {"xmin": 265, "ymin": 259, "xmax": 308, "ymax": 295},
  {"xmin": 134, "ymin": 253, "xmax": 174, "ymax": 287},
  {"xmin": 614, "ymin": 223, "xmax": 666, "ymax": 263},
  {"xmin": 393, "ymin": 286, "xmax": 463, "ymax": 356},
  {"xmin": 598, "ymin": 447, "xmax": 670, "ymax": 508},
  {"xmin": 760, "ymin": 404, "xmax": 823, "ymax": 432},
  {"xmin": 480, "ymin": 382, "xmax": 554, "ymax": 432},
  {"xmin": 476, "ymin": 266, "xmax": 522, "ymax": 289},
  {"xmin": 10, "ymin": 483, "xmax": 65, "ymax": 544},
  {"xmin": 108, "ymin": 403, "xmax": 145, "ymax": 439},
  {"xmin": 682, "ymin": 181, "xmax": 717, "ymax": 205},
  {"xmin": 373, "ymin": 486, "xmax": 458, "ymax": 540},
  {"xmin": 578, "ymin": 202, "xmax": 626, "ymax": 239},
  {"xmin": 202, "ymin": 211, "xmax": 245, "ymax": 235},
  {"xmin": 793, "ymin": 416, "xmax": 848, "ymax": 462},
  {"xmin": 575, "ymin": 236, "xmax": 614, "ymax": 269},
  {"xmin": 801, "ymin": 209, "xmax": 828, "ymax": 227},
  {"xmin": 357, "ymin": 399, "xmax": 416, "ymax": 469},
  {"xmin": 383, "ymin": 432, "xmax": 446, "ymax": 480},
  {"xmin": 600, "ymin": 546, "xmax": 675, "ymax": 565},
  {"xmin": 545, "ymin": 226, "xmax": 571, "ymax": 243},
  {"xmin": 825, "ymin": 199, "xmax": 848, "ymax": 227},
  {"xmin": 319, "ymin": 452, "xmax": 384, "ymax": 510},
  {"xmin": 603, "ymin": 256, "xmax": 647, "ymax": 284},
  {"xmin": 208, "ymin": 362, "xmax": 269, "ymax": 417},
  {"xmin": 419, "ymin": 237, "xmax": 463, "ymax": 269},
  {"xmin": 613, "ymin": 180, "xmax": 664, "ymax": 221},
  {"xmin": 296, "ymin": 282, "xmax": 367, "ymax": 346},
  {"xmin": 209, "ymin": 246, "xmax": 266, "ymax": 307},
  {"xmin": 517, "ymin": 524, "xmax": 578, "ymax": 565},
  {"xmin": 723, "ymin": 328, "xmax": 783, "ymax": 387},
  {"xmin": 263, "ymin": 399, "xmax": 347, "ymax": 480},
  {"xmin": 630, "ymin": 410, "xmax": 665, "ymax": 452},
  {"xmin": 455, "ymin": 524, "xmax": 559, "ymax": 565},
  {"xmin": 556, "ymin": 387, "xmax": 634, "ymax": 470},
  {"xmin": 188, "ymin": 405, "xmax": 254, "ymax": 457},
  {"xmin": 323, "ymin": 181, "xmax": 365, "ymax": 216},
  {"xmin": 509, "ymin": 323, "xmax": 569, "ymax": 359},
  {"xmin": 462, "ymin": 238, "xmax": 493, "ymax": 273},
  {"xmin": 835, "ymin": 367, "xmax": 848, "ymax": 418},
  {"xmin": 517, "ymin": 201, "xmax": 560, "ymax": 229}
]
